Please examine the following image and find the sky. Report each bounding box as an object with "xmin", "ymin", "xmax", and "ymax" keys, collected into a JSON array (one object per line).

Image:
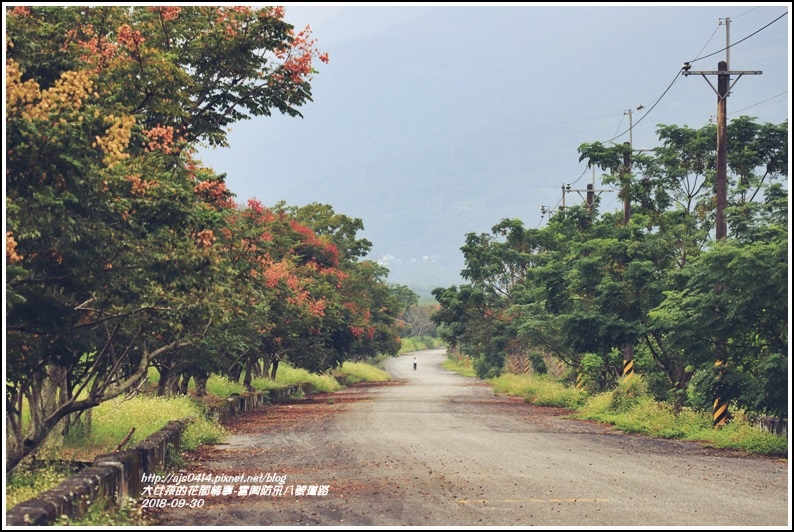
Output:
[
  {"xmin": 1, "ymin": 4, "xmax": 790, "ymax": 297},
  {"xmin": 195, "ymin": 3, "xmax": 790, "ymax": 295}
]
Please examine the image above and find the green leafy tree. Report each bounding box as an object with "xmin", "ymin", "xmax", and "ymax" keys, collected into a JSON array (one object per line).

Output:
[
  {"xmin": 435, "ymin": 116, "xmax": 786, "ymax": 415},
  {"xmin": 5, "ymin": 5, "xmax": 328, "ymax": 471}
]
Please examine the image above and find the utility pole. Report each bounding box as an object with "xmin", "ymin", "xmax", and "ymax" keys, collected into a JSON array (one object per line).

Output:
[
  {"xmin": 621, "ymin": 105, "xmax": 644, "ymax": 226},
  {"xmin": 620, "ymin": 104, "xmax": 643, "ymax": 378},
  {"xmin": 682, "ymin": 35, "xmax": 761, "ymax": 427},
  {"xmin": 622, "ymin": 141, "xmax": 632, "ymax": 226},
  {"xmin": 682, "ymin": 61, "xmax": 761, "ymax": 239},
  {"xmin": 567, "ymin": 183, "xmax": 612, "ymax": 215},
  {"xmin": 559, "ymin": 183, "xmax": 570, "ymax": 212},
  {"xmin": 719, "ymin": 17, "xmax": 731, "ymax": 71}
]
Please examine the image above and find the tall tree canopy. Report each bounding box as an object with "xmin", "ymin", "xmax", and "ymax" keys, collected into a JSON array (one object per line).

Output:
[
  {"xmin": 433, "ymin": 117, "xmax": 788, "ymax": 418},
  {"xmin": 5, "ymin": 6, "xmax": 407, "ymax": 472}
]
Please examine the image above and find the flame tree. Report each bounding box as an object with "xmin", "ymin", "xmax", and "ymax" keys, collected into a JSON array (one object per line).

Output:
[{"xmin": 5, "ymin": 5, "xmax": 331, "ymax": 471}]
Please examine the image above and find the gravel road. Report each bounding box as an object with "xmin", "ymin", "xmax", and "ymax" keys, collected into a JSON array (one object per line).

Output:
[{"xmin": 152, "ymin": 347, "xmax": 790, "ymax": 527}]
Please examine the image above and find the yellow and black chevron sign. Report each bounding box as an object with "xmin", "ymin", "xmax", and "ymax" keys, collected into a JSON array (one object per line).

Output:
[
  {"xmin": 713, "ymin": 359, "xmax": 728, "ymax": 428},
  {"xmin": 622, "ymin": 358, "xmax": 634, "ymax": 377}
]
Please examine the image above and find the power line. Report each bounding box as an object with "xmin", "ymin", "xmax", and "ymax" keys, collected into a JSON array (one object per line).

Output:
[
  {"xmin": 604, "ymin": 70, "xmax": 681, "ymax": 144},
  {"xmin": 729, "ymin": 90, "xmax": 788, "ymax": 115},
  {"xmin": 568, "ymin": 166, "xmax": 588, "ymax": 186},
  {"xmin": 694, "ymin": 23, "xmax": 721, "ymax": 60},
  {"xmin": 688, "ymin": 11, "xmax": 787, "ymax": 64},
  {"xmin": 731, "ymin": 7, "xmax": 759, "ymax": 20},
  {"xmin": 702, "ymin": 90, "xmax": 790, "ymax": 127},
  {"xmin": 538, "ymin": 10, "xmax": 787, "ymax": 226},
  {"xmin": 609, "ymin": 113, "xmax": 626, "ymax": 143},
  {"xmin": 605, "ymin": 11, "xmax": 786, "ymax": 146}
]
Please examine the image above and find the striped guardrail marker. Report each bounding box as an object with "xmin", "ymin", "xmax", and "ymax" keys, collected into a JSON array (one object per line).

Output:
[{"xmin": 713, "ymin": 359, "xmax": 728, "ymax": 428}]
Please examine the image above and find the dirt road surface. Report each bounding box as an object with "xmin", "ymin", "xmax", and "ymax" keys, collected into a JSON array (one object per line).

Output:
[{"xmin": 152, "ymin": 347, "xmax": 790, "ymax": 527}]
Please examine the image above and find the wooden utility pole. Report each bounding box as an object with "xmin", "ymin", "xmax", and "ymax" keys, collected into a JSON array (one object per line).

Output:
[
  {"xmin": 683, "ymin": 57, "xmax": 761, "ymax": 427},
  {"xmin": 682, "ymin": 61, "xmax": 761, "ymax": 240},
  {"xmin": 621, "ymin": 140, "xmax": 633, "ymax": 376},
  {"xmin": 567, "ymin": 183, "xmax": 611, "ymax": 215},
  {"xmin": 622, "ymin": 141, "xmax": 632, "ymax": 226},
  {"xmin": 621, "ymin": 106, "xmax": 637, "ymax": 377},
  {"xmin": 560, "ymin": 183, "xmax": 570, "ymax": 212}
]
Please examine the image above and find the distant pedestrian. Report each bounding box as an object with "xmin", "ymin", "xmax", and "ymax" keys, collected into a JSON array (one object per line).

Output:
[{"xmin": 413, "ymin": 356, "xmax": 417, "ymax": 371}]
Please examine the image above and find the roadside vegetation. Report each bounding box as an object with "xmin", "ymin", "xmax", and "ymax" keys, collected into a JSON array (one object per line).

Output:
[
  {"xmin": 445, "ymin": 355, "xmax": 787, "ymax": 457},
  {"xmin": 6, "ymin": 6, "xmax": 413, "ymax": 475},
  {"xmin": 5, "ymin": 360, "xmax": 391, "ymax": 519},
  {"xmin": 429, "ymin": 116, "xmax": 788, "ymax": 461},
  {"xmin": 399, "ymin": 335, "xmax": 445, "ymax": 353},
  {"xmin": 53, "ymin": 498, "xmax": 155, "ymax": 527},
  {"xmin": 441, "ymin": 355, "xmax": 477, "ymax": 378},
  {"xmin": 333, "ymin": 361, "xmax": 392, "ymax": 383}
]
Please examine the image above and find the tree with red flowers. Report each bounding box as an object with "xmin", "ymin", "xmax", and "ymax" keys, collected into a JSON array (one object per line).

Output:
[{"xmin": 5, "ymin": 5, "xmax": 329, "ymax": 471}]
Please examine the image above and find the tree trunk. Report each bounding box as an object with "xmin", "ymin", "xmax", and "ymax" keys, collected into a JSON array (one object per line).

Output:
[
  {"xmin": 243, "ymin": 357, "xmax": 255, "ymax": 391},
  {"xmin": 227, "ymin": 361, "xmax": 242, "ymax": 382},
  {"xmin": 195, "ymin": 370, "xmax": 209, "ymax": 397},
  {"xmin": 179, "ymin": 373, "xmax": 191, "ymax": 395},
  {"xmin": 262, "ymin": 356, "xmax": 271, "ymax": 381},
  {"xmin": 166, "ymin": 374, "xmax": 180, "ymax": 396},
  {"xmin": 157, "ymin": 366, "xmax": 171, "ymax": 396}
]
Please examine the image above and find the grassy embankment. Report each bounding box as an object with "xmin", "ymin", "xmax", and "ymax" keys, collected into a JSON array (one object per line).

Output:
[{"xmin": 441, "ymin": 356, "xmax": 788, "ymax": 457}]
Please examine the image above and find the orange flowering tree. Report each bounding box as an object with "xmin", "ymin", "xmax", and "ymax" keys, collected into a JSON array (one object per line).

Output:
[
  {"xmin": 204, "ymin": 201, "xmax": 407, "ymax": 385},
  {"xmin": 5, "ymin": 5, "xmax": 328, "ymax": 471},
  {"xmin": 279, "ymin": 203, "xmax": 407, "ymax": 365}
]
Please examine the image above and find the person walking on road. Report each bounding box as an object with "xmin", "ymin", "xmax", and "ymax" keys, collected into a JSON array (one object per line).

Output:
[{"xmin": 413, "ymin": 356, "xmax": 417, "ymax": 371}]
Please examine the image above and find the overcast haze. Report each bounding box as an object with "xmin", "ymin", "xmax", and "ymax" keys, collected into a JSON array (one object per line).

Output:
[{"xmin": 196, "ymin": 3, "xmax": 791, "ymax": 297}]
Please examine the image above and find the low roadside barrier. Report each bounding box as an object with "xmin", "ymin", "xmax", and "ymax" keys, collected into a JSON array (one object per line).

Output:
[{"xmin": 6, "ymin": 383, "xmax": 315, "ymax": 526}]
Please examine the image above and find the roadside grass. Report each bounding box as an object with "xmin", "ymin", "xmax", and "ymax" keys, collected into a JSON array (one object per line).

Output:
[
  {"xmin": 250, "ymin": 360, "xmax": 391, "ymax": 391},
  {"xmin": 150, "ymin": 360, "xmax": 391, "ymax": 398},
  {"xmin": 7, "ymin": 394, "xmax": 228, "ymax": 512},
  {"xmin": 441, "ymin": 356, "xmax": 477, "ymax": 378},
  {"xmin": 62, "ymin": 394, "xmax": 228, "ymax": 453},
  {"xmin": 202, "ymin": 373, "xmax": 247, "ymax": 397},
  {"xmin": 5, "ymin": 459, "xmax": 76, "ymax": 510},
  {"xmin": 276, "ymin": 363, "xmax": 341, "ymax": 393},
  {"xmin": 399, "ymin": 335, "xmax": 445, "ymax": 353},
  {"xmin": 147, "ymin": 367, "xmax": 248, "ymax": 399},
  {"xmin": 334, "ymin": 361, "xmax": 391, "ymax": 383},
  {"xmin": 490, "ymin": 373, "xmax": 588, "ymax": 410},
  {"xmin": 447, "ymin": 366, "xmax": 787, "ymax": 457},
  {"xmin": 53, "ymin": 497, "xmax": 154, "ymax": 527}
]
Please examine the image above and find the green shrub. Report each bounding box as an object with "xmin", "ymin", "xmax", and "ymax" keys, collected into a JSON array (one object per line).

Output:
[
  {"xmin": 271, "ymin": 363, "xmax": 342, "ymax": 393},
  {"xmin": 576, "ymin": 391, "xmax": 615, "ymax": 420},
  {"xmin": 203, "ymin": 374, "xmax": 247, "ymax": 397},
  {"xmin": 490, "ymin": 373, "xmax": 588, "ymax": 409},
  {"xmin": 609, "ymin": 375, "xmax": 650, "ymax": 413},
  {"xmin": 441, "ymin": 356, "xmax": 477, "ymax": 378},
  {"xmin": 54, "ymin": 497, "xmax": 152, "ymax": 526},
  {"xmin": 6, "ymin": 459, "xmax": 73, "ymax": 510},
  {"xmin": 685, "ymin": 416, "xmax": 788, "ymax": 456},
  {"xmin": 572, "ymin": 385, "xmax": 785, "ymax": 455},
  {"xmin": 337, "ymin": 361, "xmax": 391, "ymax": 383}
]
